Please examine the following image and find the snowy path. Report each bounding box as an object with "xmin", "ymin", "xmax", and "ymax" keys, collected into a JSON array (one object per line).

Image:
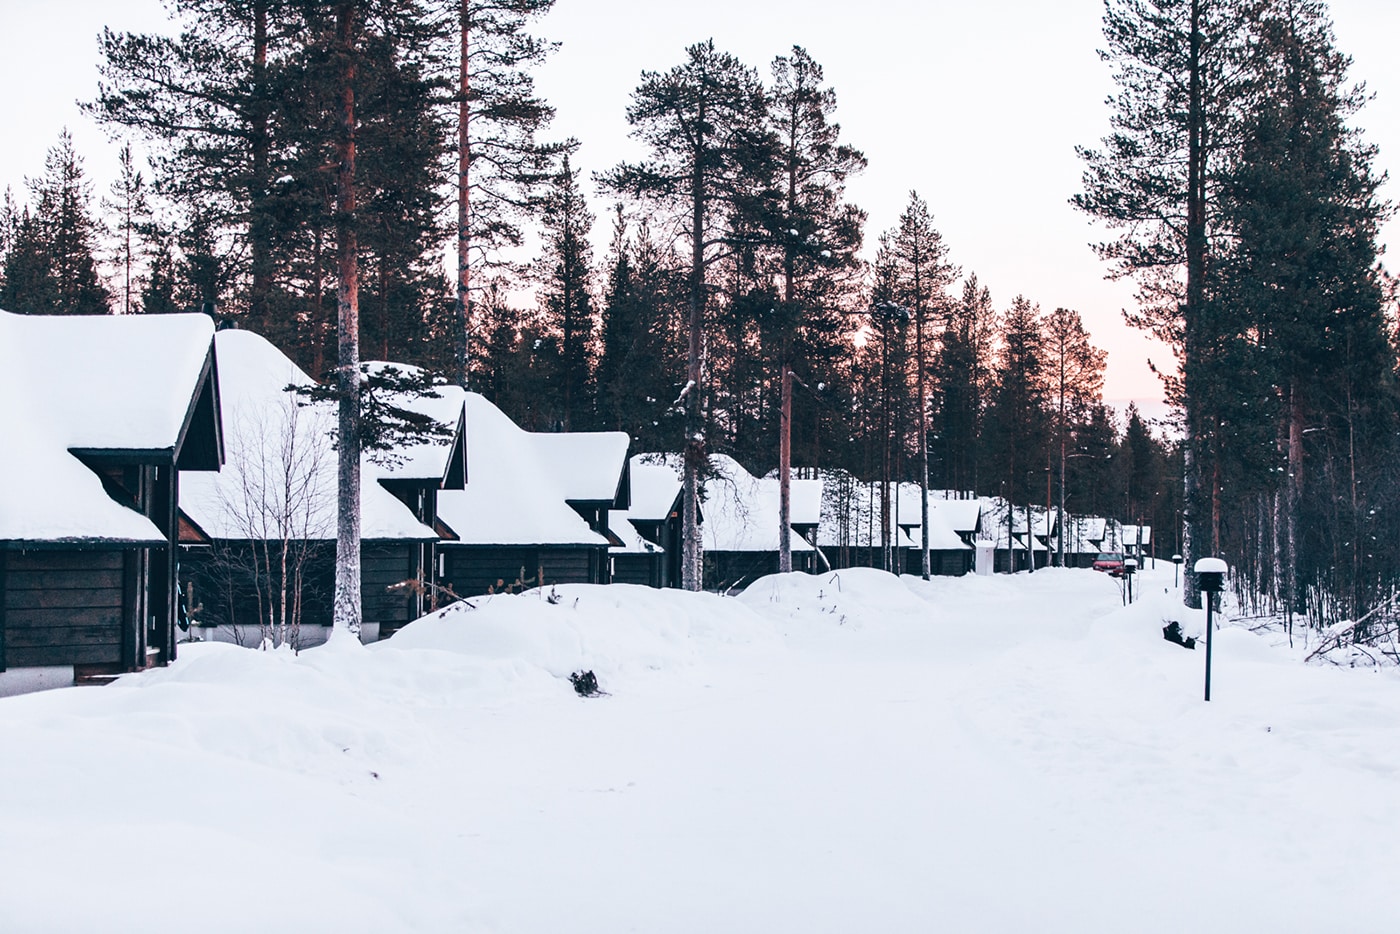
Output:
[{"xmin": 2, "ymin": 567, "xmax": 1398, "ymax": 932}]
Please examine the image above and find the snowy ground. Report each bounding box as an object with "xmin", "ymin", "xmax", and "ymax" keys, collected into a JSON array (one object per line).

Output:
[{"xmin": 2, "ymin": 566, "xmax": 1397, "ymax": 933}]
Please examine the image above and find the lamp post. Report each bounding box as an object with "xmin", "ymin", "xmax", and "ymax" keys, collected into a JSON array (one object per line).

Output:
[
  {"xmin": 1172, "ymin": 553, "xmax": 1183, "ymax": 588},
  {"xmin": 1123, "ymin": 557, "xmax": 1137, "ymax": 604},
  {"xmin": 1195, "ymin": 557, "xmax": 1227, "ymax": 701}
]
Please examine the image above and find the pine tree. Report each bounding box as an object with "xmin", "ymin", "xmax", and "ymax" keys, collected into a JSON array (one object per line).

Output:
[
  {"xmin": 934, "ymin": 273, "xmax": 996, "ymax": 493},
  {"xmin": 452, "ymin": 0, "xmax": 571, "ymax": 390},
  {"xmin": 763, "ymin": 46, "xmax": 866, "ymax": 572},
  {"xmin": 881, "ymin": 192, "xmax": 958, "ymax": 579},
  {"xmin": 594, "ymin": 212, "xmax": 683, "ymax": 450},
  {"xmin": 986, "ymin": 295, "xmax": 1050, "ymax": 568},
  {"xmin": 0, "ymin": 132, "xmax": 110, "ymax": 316},
  {"xmin": 93, "ymin": 0, "xmax": 290, "ymax": 326},
  {"xmin": 102, "ymin": 143, "xmax": 152, "ymax": 315},
  {"xmin": 1075, "ymin": 0, "xmax": 1249, "ymax": 604},
  {"xmin": 604, "ymin": 40, "xmax": 772, "ymax": 591},
  {"xmin": 1042, "ymin": 306, "xmax": 1107, "ymax": 564},
  {"xmin": 535, "ymin": 154, "xmax": 596, "ymax": 430}
]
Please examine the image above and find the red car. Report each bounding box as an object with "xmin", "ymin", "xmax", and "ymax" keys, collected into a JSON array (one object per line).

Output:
[{"xmin": 1092, "ymin": 552, "xmax": 1126, "ymax": 577}]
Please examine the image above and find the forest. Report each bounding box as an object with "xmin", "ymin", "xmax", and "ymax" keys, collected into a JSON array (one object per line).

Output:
[{"xmin": 0, "ymin": 1, "xmax": 1393, "ymax": 643}]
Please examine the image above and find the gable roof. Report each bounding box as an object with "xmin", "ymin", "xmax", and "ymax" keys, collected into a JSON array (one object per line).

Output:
[
  {"xmin": 627, "ymin": 455, "xmax": 684, "ymax": 522},
  {"xmin": 434, "ymin": 393, "xmax": 609, "ymax": 547},
  {"xmin": 0, "ymin": 309, "xmax": 220, "ymax": 546},
  {"xmin": 178, "ymin": 330, "xmax": 435, "ymax": 543},
  {"xmin": 530, "ymin": 430, "xmax": 631, "ymax": 507},
  {"xmin": 362, "ymin": 362, "xmax": 467, "ymax": 490}
]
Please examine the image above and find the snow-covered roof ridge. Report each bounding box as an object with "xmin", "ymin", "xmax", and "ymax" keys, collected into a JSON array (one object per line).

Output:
[
  {"xmin": 530, "ymin": 429, "xmax": 630, "ymax": 505},
  {"xmin": 435, "ymin": 393, "xmax": 608, "ymax": 547},
  {"xmin": 0, "ymin": 309, "xmax": 217, "ymax": 545},
  {"xmin": 179, "ymin": 330, "xmax": 436, "ymax": 543}
]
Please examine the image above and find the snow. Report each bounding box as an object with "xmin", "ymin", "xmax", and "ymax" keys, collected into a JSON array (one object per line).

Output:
[
  {"xmin": 2, "ymin": 565, "xmax": 1397, "ymax": 932},
  {"xmin": 435, "ymin": 393, "xmax": 609, "ymax": 546},
  {"xmin": 0, "ymin": 308, "xmax": 212, "ymax": 544},
  {"xmin": 362, "ymin": 361, "xmax": 466, "ymax": 486},
  {"xmin": 529, "ymin": 430, "xmax": 630, "ymax": 504},
  {"xmin": 702, "ymin": 454, "xmax": 816, "ymax": 553},
  {"xmin": 179, "ymin": 331, "xmax": 436, "ymax": 542},
  {"xmin": 626, "ymin": 454, "xmax": 683, "ymax": 521}
]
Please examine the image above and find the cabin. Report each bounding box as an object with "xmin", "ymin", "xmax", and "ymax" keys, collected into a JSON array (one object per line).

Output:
[
  {"xmin": 530, "ymin": 429, "xmax": 631, "ymax": 584},
  {"xmin": 179, "ymin": 331, "xmax": 454, "ymax": 647},
  {"xmin": 1061, "ymin": 515, "xmax": 1109, "ymax": 568},
  {"xmin": 0, "ymin": 309, "xmax": 223, "ymax": 695},
  {"xmin": 606, "ymin": 456, "xmax": 683, "ymax": 588},
  {"xmin": 701, "ymin": 454, "xmax": 822, "ymax": 592},
  {"xmin": 621, "ymin": 455, "xmax": 691, "ymax": 588},
  {"xmin": 435, "ymin": 394, "xmax": 612, "ymax": 597},
  {"xmin": 817, "ymin": 473, "xmax": 913, "ymax": 573},
  {"xmin": 890, "ymin": 486, "xmax": 981, "ymax": 576}
]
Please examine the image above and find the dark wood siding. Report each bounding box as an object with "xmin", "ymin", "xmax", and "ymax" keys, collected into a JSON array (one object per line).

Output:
[
  {"xmin": 2, "ymin": 551, "xmax": 124, "ymax": 667},
  {"xmin": 612, "ymin": 554, "xmax": 662, "ymax": 588},
  {"xmin": 441, "ymin": 546, "xmax": 605, "ymax": 597},
  {"xmin": 362, "ymin": 542, "xmax": 416, "ymax": 627}
]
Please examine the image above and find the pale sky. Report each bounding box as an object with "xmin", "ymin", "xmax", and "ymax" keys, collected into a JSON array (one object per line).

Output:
[{"xmin": 2, "ymin": 0, "xmax": 1397, "ymax": 423}]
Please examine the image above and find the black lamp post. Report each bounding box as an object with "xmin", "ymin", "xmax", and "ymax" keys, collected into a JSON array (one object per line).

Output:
[
  {"xmin": 1123, "ymin": 557, "xmax": 1137, "ymax": 604},
  {"xmin": 1172, "ymin": 553, "xmax": 1183, "ymax": 588},
  {"xmin": 1195, "ymin": 557, "xmax": 1227, "ymax": 701}
]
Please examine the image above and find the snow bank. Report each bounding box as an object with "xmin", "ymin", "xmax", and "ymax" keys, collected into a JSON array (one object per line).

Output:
[{"xmin": 2, "ymin": 565, "xmax": 1399, "ymax": 933}]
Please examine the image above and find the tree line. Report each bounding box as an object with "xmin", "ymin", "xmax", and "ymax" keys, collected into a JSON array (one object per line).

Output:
[
  {"xmin": 29, "ymin": 1, "xmax": 1396, "ymax": 620},
  {"xmin": 1076, "ymin": 0, "xmax": 1397, "ymax": 639}
]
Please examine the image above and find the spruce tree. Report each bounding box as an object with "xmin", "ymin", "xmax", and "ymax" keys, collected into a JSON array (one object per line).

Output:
[
  {"xmin": 604, "ymin": 40, "xmax": 772, "ymax": 591},
  {"xmin": 535, "ymin": 154, "xmax": 596, "ymax": 430},
  {"xmin": 0, "ymin": 132, "xmax": 110, "ymax": 316}
]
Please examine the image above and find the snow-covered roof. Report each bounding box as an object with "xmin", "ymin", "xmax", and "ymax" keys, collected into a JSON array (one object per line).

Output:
[
  {"xmin": 701, "ymin": 454, "xmax": 815, "ymax": 554},
  {"xmin": 607, "ymin": 509, "xmax": 662, "ymax": 555},
  {"xmin": 815, "ymin": 475, "xmax": 916, "ymax": 549},
  {"xmin": 530, "ymin": 431, "xmax": 630, "ymax": 505},
  {"xmin": 179, "ymin": 330, "xmax": 436, "ymax": 542},
  {"xmin": 435, "ymin": 393, "xmax": 609, "ymax": 547},
  {"xmin": 627, "ymin": 455, "xmax": 684, "ymax": 522},
  {"xmin": 1122, "ymin": 524, "xmax": 1152, "ymax": 546},
  {"xmin": 362, "ymin": 362, "xmax": 466, "ymax": 487},
  {"xmin": 0, "ymin": 309, "xmax": 216, "ymax": 545}
]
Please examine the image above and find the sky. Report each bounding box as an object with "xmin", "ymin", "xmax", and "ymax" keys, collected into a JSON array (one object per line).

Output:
[{"xmin": 2, "ymin": 0, "xmax": 1397, "ymax": 424}]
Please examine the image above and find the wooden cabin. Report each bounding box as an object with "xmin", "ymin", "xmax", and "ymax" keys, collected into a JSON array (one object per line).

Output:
[
  {"xmin": 0, "ymin": 310, "xmax": 223, "ymax": 695},
  {"xmin": 434, "ymin": 393, "xmax": 612, "ymax": 597},
  {"xmin": 816, "ymin": 472, "xmax": 910, "ymax": 574},
  {"xmin": 701, "ymin": 454, "xmax": 821, "ymax": 592},
  {"xmin": 621, "ymin": 455, "xmax": 689, "ymax": 588},
  {"xmin": 530, "ymin": 429, "xmax": 631, "ymax": 585},
  {"xmin": 179, "ymin": 331, "xmax": 453, "ymax": 647}
]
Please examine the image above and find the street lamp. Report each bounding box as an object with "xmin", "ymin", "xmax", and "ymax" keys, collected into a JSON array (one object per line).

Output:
[
  {"xmin": 1195, "ymin": 557, "xmax": 1227, "ymax": 702},
  {"xmin": 1172, "ymin": 553, "xmax": 1183, "ymax": 588},
  {"xmin": 1123, "ymin": 557, "xmax": 1137, "ymax": 605}
]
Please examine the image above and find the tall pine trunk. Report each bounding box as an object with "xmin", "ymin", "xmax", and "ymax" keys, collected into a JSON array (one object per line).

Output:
[
  {"xmin": 680, "ymin": 111, "xmax": 706, "ymax": 592},
  {"xmin": 1182, "ymin": 0, "xmax": 1207, "ymax": 609},
  {"xmin": 454, "ymin": 3, "xmax": 471, "ymax": 389},
  {"xmin": 333, "ymin": 0, "xmax": 362, "ymax": 637}
]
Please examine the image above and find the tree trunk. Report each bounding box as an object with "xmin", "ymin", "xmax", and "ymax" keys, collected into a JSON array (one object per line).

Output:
[
  {"xmin": 454, "ymin": 2, "xmax": 471, "ymax": 389},
  {"xmin": 779, "ymin": 360, "xmax": 793, "ymax": 573},
  {"xmin": 680, "ymin": 114, "xmax": 706, "ymax": 592},
  {"xmin": 1181, "ymin": 0, "xmax": 1207, "ymax": 610},
  {"xmin": 332, "ymin": 0, "xmax": 362, "ymax": 637},
  {"xmin": 248, "ymin": 0, "xmax": 272, "ymax": 327}
]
